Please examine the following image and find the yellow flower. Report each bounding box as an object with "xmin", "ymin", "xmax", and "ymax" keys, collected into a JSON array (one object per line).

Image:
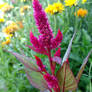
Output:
[
  {"xmin": 76, "ymin": 8, "xmax": 88, "ymax": 17},
  {"xmin": 20, "ymin": 5, "xmax": 29, "ymax": 15},
  {"xmin": 2, "ymin": 39, "xmax": 11, "ymax": 46},
  {"xmin": 45, "ymin": 5, "xmax": 54, "ymax": 15},
  {"xmin": 64, "ymin": 0, "xmax": 78, "ymax": 7},
  {"xmin": 82, "ymin": 0, "xmax": 87, "ymax": 4},
  {"xmin": 0, "ymin": 3, "xmax": 13, "ymax": 12},
  {"xmin": 45, "ymin": 2, "xmax": 64, "ymax": 15},
  {"xmin": 0, "ymin": 3, "xmax": 7, "ymax": 9},
  {"xmin": 17, "ymin": 21, "xmax": 24, "ymax": 28},
  {"xmin": 21, "ymin": 0, "xmax": 26, "ymax": 2},
  {"xmin": 0, "ymin": 18, "xmax": 4, "ymax": 22},
  {"xmin": 2, "ymin": 22, "xmax": 19, "ymax": 35}
]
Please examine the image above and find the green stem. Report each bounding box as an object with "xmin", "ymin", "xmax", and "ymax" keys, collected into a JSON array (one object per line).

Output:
[{"xmin": 54, "ymin": 15, "xmax": 57, "ymax": 35}]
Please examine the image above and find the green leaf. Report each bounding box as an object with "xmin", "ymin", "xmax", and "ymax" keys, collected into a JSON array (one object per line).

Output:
[
  {"xmin": 4, "ymin": 50, "xmax": 38, "ymax": 71},
  {"xmin": 82, "ymin": 29, "xmax": 91, "ymax": 45},
  {"xmin": 76, "ymin": 49, "xmax": 92, "ymax": 82},
  {"xmin": 25, "ymin": 69, "xmax": 49, "ymax": 91},
  {"xmin": 56, "ymin": 61, "xmax": 77, "ymax": 91},
  {"xmin": 4, "ymin": 50, "xmax": 49, "ymax": 91}
]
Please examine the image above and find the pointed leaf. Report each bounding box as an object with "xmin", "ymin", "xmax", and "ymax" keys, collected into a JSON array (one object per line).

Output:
[
  {"xmin": 4, "ymin": 50, "xmax": 49, "ymax": 91},
  {"xmin": 4, "ymin": 50, "xmax": 38, "ymax": 71},
  {"xmin": 76, "ymin": 49, "xmax": 92, "ymax": 82},
  {"xmin": 62, "ymin": 30, "xmax": 76, "ymax": 63},
  {"xmin": 56, "ymin": 61, "xmax": 77, "ymax": 91},
  {"xmin": 25, "ymin": 69, "xmax": 49, "ymax": 91}
]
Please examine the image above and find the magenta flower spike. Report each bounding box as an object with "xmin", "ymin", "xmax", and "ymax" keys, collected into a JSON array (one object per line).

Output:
[
  {"xmin": 30, "ymin": 31, "xmax": 40, "ymax": 48},
  {"xmin": 32, "ymin": 0, "xmax": 63, "ymax": 49},
  {"xmin": 54, "ymin": 48, "xmax": 61, "ymax": 57},
  {"xmin": 43, "ymin": 73, "xmax": 60, "ymax": 92},
  {"xmin": 51, "ymin": 29, "xmax": 63, "ymax": 49},
  {"xmin": 35, "ymin": 55, "xmax": 46, "ymax": 72},
  {"xmin": 27, "ymin": 0, "xmax": 63, "ymax": 76}
]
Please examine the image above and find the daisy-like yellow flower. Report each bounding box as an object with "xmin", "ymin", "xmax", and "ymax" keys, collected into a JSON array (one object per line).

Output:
[
  {"xmin": 0, "ymin": 3, "xmax": 13, "ymax": 12},
  {"xmin": 20, "ymin": 5, "xmax": 29, "ymax": 15},
  {"xmin": 82, "ymin": 0, "xmax": 87, "ymax": 4},
  {"xmin": 0, "ymin": 18, "xmax": 4, "ymax": 22},
  {"xmin": 45, "ymin": 2, "xmax": 64, "ymax": 15},
  {"xmin": 45, "ymin": 5, "xmax": 54, "ymax": 15},
  {"xmin": 2, "ymin": 22, "xmax": 19, "ymax": 35},
  {"xmin": 64, "ymin": 0, "xmax": 78, "ymax": 7},
  {"xmin": 2, "ymin": 39, "xmax": 11, "ymax": 46},
  {"xmin": 76, "ymin": 8, "xmax": 88, "ymax": 17},
  {"xmin": 0, "ymin": 3, "xmax": 7, "ymax": 9}
]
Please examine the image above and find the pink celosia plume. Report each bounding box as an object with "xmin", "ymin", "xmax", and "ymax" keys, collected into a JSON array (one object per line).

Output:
[
  {"xmin": 33, "ymin": 0, "xmax": 53, "ymax": 48},
  {"xmin": 30, "ymin": 31, "xmax": 40, "ymax": 48},
  {"xmin": 43, "ymin": 73, "xmax": 60, "ymax": 92},
  {"xmin": 28, "ymin": 0, "xmax": 63, "ymax": 52},
  {"xmin": 51, "ymin": 29, "xmax": 63, "ymax": 49},
  {"xmin": 54, "ymin": 48, "xmax": 61, "ymax": 57},
  {"xmin": 35, "ymin": 56, "xmax": 46, "ymax": 72}
]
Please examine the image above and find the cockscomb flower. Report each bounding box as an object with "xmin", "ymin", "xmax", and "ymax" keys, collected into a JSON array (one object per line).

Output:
[
  {"xmin": 64, "ymin": 0, "xmax": 78, "ymax": 7},
  {"xmin": 33, "ymin": 0, "xmax": 53, "ymax": 48},
  {"xmin": 28, "ymin": 0, "xmax": 63, "ymax": 54},
  {"xmin": 54, "ymin": 48, "xmax": 61, "ymax": 57},
  {"xmin": 35, "ymin": 56, "xmax": 47, "ymax": 72},
  {"xmin": 51, "ymin": 29, "xmax": 63, "ymax": 49},
  {"xmin": 43, "ymin": 73, "xmax": 60, "ymax": 91},
  {"xmin": 45, "ymin": 2, "xmax": 64, "ymax": 15}
]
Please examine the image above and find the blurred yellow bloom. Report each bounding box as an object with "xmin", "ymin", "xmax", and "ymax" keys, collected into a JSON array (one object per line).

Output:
[
  {"xmin": 20, "ymin": 5, "xmax": 29, "ymax": 15},
  {"xmin": 21, "ymin": 0, "xmax": 26, "ymax": 2},
  {"xmin": 2, "ymin": 39, "xmax": 11, "ymax": 46},
  {"xmin": 64, "ymin": 0, "xmax": 78, "ymax": 7},
  {"xmin": 2, "ymin": 22, "xmax": 19, "ymax": 35},
  {"xmin": 45, "ymin": 2, "xmax": 64, "ymax": 15},
  {"xmin": 0, "ymin": 18, "xmax": 4, "ymax": 22},
  {"xmin": 75, "ymin": 8, "xmax": 88, "ymax": 17},
  {"xmin": 82, "ymin": 0, "xmax": 87, "ymax": 4},
  {"xmin": 17, "ymin": 21, "xmax": 24, "ymax": 28},
  {"xmin": 0, "ymin": 3, "xmax": 13, "ymax": 12},
  {"xmin": 45, "ymin": 5, "xmax": 54, "ymax": 15},
  {"xmin": 0, "ymin": 3, "xmax": 7, "ymax": 9}
]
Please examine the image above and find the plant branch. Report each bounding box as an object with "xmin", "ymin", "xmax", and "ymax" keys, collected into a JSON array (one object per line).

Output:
[{"xmin": 47, "ymin": 48, "xmax": 54, "ymax": 75}]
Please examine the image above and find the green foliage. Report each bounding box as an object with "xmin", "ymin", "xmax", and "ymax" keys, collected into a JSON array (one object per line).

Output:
[{"xmin": 0, "ymin": 0, "xmax": 92, "ymax": 92}]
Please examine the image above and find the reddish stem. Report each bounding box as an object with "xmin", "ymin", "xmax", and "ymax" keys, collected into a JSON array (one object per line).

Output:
[
  {"xmin": 47, "ymin": 48, "xmax": 55, "ymax": 75},
  {"xmin": 62, "ymin": 64, "xmax": 67, "ymax": 92},
  {"xmin": 49, "ymin": 89, "xmax": 52, "ymax": 92}
]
